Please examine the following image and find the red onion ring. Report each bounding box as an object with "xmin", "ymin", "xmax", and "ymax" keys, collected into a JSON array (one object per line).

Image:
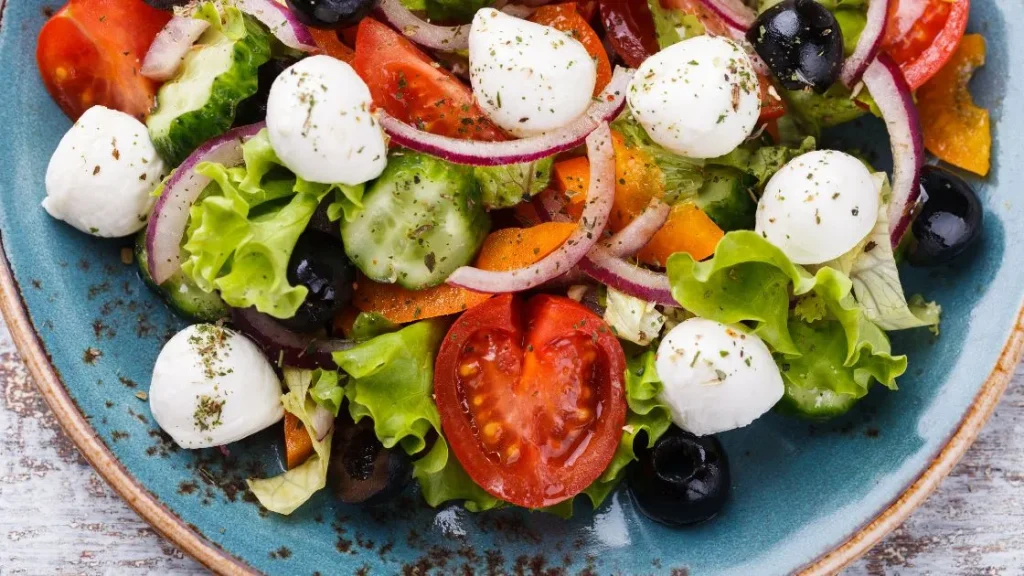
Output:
[
  {"xmin": 603, "ymin": 198, "xmax": 670, "ymax": 257},
  {"xmin": 311, "ymin": 405, "xmax": 334, "ymax": 441},
  {"xmin": 378, "ymin": 0, "xmax": 470, "ymax": 52},
  {"xmin": 237, "ymin": 0, "xmax": 317, "ymax": 52},
  {"xmin": 446, "ymin": 123, "xmax": 615, "ymax": 293},
  {"xmin": 861, "ymin": 55, "xmax": 924, "ymax": 248},
  {"xmin": 840, "ymin": 0, "xmax": 890, "ymax": 87},
  {"xmin": 696, "ymin": 0, "xmax": 756, "ymax": 36},
  {"xmin": 578, "ymin": 247, "xmax": 676, "ymax": 306},
  {"xmin": 232, "ymin": 307, "xmax": 353, "ymax": 370},
  {"xmin": 379, "ymin": 66, "xmax": 633, "ymax": 166},
  {"xmin": 500, "ymin": 4, "xmax": 536, "ymax": 18},
  {"xmin": 141, "ymin": 16, "xmax": 210, "ymax": 81},
  {"xmin": 146, "ymin": 123, "xmax": 265, "ymax": 285}
]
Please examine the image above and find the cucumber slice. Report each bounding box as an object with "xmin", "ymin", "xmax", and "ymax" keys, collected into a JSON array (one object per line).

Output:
[
  {"xmin": 695, "ymin": 166, "xmax": 757, "ymax": 232},
  {"xmin": 776, "ymin": 383, "xmax": 859, "ymax": 420},
  {"xmin": 341, "ymin": 152, "xmax": 490, "ymax": 290},
  {"xmin": 135, "ymin": 232, "xmax": 228, "ymax": 322},
  {"xmin": 147, "ymin": 5, "xmax": 271, "ymax": 165}
]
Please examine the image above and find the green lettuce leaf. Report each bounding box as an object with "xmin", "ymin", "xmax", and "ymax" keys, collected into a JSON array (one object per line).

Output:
[
  {"xmin": 710, "ymin": 137, "xmax": 816, "ymax": 188},
  {"xmin": 247, "ymin": 368, "xmax": 332, "ymax": 515},
  {"xmin": 667, "ymin": 231, "xmax": 908, "ymax": 401},
  {"xmin": 309, "ymin": 369, "xmax": 343, "ymax": 416},
  {"xmin": 473, "ymin": 157, "xmax": 553, "ymax": 210},
  {"xmin": 412, "ymin": 437, "xmax": 503, "ymax": 512},
  {"xmin": 333, "ymin": 320, "xmax": 446, "ymax": 455},
  {"xmin": 603, "ymin": 287, "xmax": 666, "ymax": 346},
  {"xmin": 181, "ymin": 129, "xmax": 334, "ymax": 319},
  {"xmin": 845, "ymin": 178, "xmax": 942, "ymax": 331},
  {"xmin": 426, "ymin": 0, "xmax": 491, "ymax": 21},
  {"xmin": 349, "ymin": 312, "xmax": 400, "ymax": 342}
]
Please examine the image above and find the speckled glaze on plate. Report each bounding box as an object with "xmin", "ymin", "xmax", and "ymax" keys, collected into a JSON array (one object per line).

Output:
[{"xmin": 0, "ymin": 0, "xmax": 1020, "ymax": 573}]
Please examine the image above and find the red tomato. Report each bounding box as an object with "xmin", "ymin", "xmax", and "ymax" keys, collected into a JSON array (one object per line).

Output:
[
  {"xmin": 597, "ymin": 0, "xmax": 660, "ymax": 68},
  {"xmin": 530, "ymin": 3, "xmax": 613, "ymax": 94},
  {"xmin": 434, "ymin": 294, "xmax": 627, "ymax": 508},
  {"xmin": 352, "ymin": 18, "xmax": 507, "ymax": 141},
  {"xmin": 36, "ymin": 0, "xmax": 170, "ymax": 121},
  {"xmin": 881, "ymin": 0, "xmax": 970, "ymax": 89}
]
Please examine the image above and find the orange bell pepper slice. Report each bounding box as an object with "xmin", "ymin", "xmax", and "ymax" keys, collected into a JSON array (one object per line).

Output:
[
  {"xmin": 283, "ymin": 412, "xmax": 314, "ymax": 470},
  {"xmin": 917, "ymin": 34, "xmax": 991, "ymax": 176},
  {"xmin": 353, "ymin": 222, "xmax": 577, "ymax": 323}
]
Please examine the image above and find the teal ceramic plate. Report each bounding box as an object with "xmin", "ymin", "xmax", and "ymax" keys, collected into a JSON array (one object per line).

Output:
[{"xmin": 1, "ymin": 0, "xmax": 1021, "ymax": 574}]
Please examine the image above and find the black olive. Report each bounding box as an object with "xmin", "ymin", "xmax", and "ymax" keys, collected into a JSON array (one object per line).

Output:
[
  {"xmin": 628, "ymin": 427, "xmax": 730, "ymax": 526},
  {"xmin": 233, "ymin": 58, "xmax": 298, "ymax": 128},
  {"xmin": 747, "ymin": 0, "xmax": 844, "ymax": 93},
  {"xmin": 327, "ymin": 414, "xmax": 412, "ymax": 505},
  {"xmin": 907, "ymin": 165, "xmax": 983, "ymax": 266},
  {"xmin": 278, "ymin": 230, "xmax": 355, "ymax": 333},
  {"xmin": 285, "ymin": 0, "xmax": 374, "ymax": 29}
]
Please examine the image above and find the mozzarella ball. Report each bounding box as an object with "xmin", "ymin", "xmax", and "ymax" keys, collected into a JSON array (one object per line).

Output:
[
  {"xmin": 755, "ymin": 150, "xmax": 880, "ymax": 265},
  {"xmin": 149, "ymin": 324, "xmax": 283, "ymax": 449},
  {"xmin": 656, "ymin": 318, "xmax": 783, "ymax": 436},
  {"xmin": 627, "ymin": 36, "xmax": 761, "ymax": 159},
  {"xmin": 266, "ymin": 55, "xmax": 387, "ymax": 185},
  {"xmin": 42, "ymin": 106, "xmax": 166, "ymax": 237},
  {"xmin": 469, "ymin": 8, "xmax": 597, "ymax": 137}
]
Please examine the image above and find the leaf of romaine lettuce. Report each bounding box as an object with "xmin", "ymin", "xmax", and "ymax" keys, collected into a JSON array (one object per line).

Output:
[
  {"xmin": 603, "ymin": 287, "xmax": 666, "ymax": 346},
  {"xmin": 332, "ymin": 320, "xmax": 446, "ymax": 455},
  {"xmin": 845, "ymin": 178, "xmax": 942, "ymax": 331},
  {"xmin": 247, "ymin": 368, "xmax": 332, "ymax": 515},
  {"xmin": 310, "ymin": 369, "xmax": 344, "ymax": 416},
  {"xmin": 181, "ymin": 130, "xmax": 334, "ymax": 319},
  {"xmin": 709, "ymin": 136, "xmax": 816, "ymax": 188},
  {"xmin": 473, "ymin": 157, "xmax": 553, "ymax": 210}
]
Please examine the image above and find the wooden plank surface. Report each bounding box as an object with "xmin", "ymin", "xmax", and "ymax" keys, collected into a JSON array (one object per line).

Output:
[{"xmin": 2, "ymin": 321, "xmax": 1022, "ymax": 575}]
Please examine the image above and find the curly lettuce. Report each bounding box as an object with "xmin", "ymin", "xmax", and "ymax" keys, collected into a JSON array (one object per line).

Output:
[
  {"xmin": 181, "ymin": 130, "xmax": 363, "ymax": 319},
  {"xmin": 247, "ymin": 368, "xmax": 332, "ymax": 515},
  {"xmin": 667, "ymin": 231, "xmax": 908, "ymax": 407},
  {"xmin": 603, "ymin": 287, "xmax": 666, "ymax": 346}
]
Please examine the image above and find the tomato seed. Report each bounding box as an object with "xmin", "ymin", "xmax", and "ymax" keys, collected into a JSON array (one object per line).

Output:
[{"xmin": 483, "ymin": 421, "xmax": 503, "ymax": 444}]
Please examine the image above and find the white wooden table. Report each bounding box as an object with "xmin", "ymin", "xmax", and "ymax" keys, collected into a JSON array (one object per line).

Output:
[{"xmin": 2, "ymin": 320, "xmax": 1022, "ymax": 575}]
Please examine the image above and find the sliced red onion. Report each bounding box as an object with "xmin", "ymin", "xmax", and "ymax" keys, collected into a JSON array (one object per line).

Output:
[
  {"xmin": 146, "ymin": 123, "xmax": 265, "ymax": 284},
  {"xmin": 603, "ymin": 198, "xmax": 670, "ymax": 258},
  {"xmin": 232, "ymin": 307, "xmax": 353, "ymax": 370},
  {"xmin": 861, "ymin": 56, "xmax": 924, "ymax": 247},
  {"xmin": 578, "ymin": 247, "xmax": 676, "ymax": 307},
  {"xmin": 310, "ymin": 405, "xmax": 334, "ymax": 441},
  {"xmin": 237, "ymin": 0, "xmax": 317, "ymax": 52},
  {"xmin": 446, "ymin": 123, "xmax": 615, "ymax": 293},
  {"xmin": 378, "ymin": 0, "xmax": 470, "ymax": 51},
  {"xmin": 519, "ymin": 0, "xmax": 555, "ymax": 5},
  {"xmin": 697, "ymin": 0, "xmax": 756, "ymax": 36},
  {"xmin": 500, "ymin": 4, "xmax": 535, "ymax": 18},
  {"xmin": 840, "ymin": 0, "xmax": 890, "ymax": 87},
  {"xmin": 141, "ymin": 16, "xmax": 210, "ymax": 81},
  {"xmin": 379, "ymin": 66, "xmax": 633, "ymax": 166}
]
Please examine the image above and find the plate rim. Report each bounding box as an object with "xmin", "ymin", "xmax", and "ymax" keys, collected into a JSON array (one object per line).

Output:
[{"xmin": 1, "ymin": 233, "xmax": 1020, "ymax": 576}]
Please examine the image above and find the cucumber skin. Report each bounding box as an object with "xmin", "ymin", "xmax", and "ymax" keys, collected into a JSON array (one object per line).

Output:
[
  {"xmin": 342, "ymin": 153, "xmax": 490, "ymax": 290},
  {"xmin": 149, "ymin": 15, "xmax": 271, "ymax": 166},
  {"xmin": 134, "ymin": 232, "xmax": 228, "ymax": 322}
]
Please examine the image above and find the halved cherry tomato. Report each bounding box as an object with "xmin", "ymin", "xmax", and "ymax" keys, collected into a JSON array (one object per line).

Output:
[
  {"xmin": 352, "ymin": 18, "xmax": 507, "ymax": 141},
  {"xmin": 881, "ymin": 0, "xmax": 970, "ymax": 90},
  {"xmin": 36, "ymin": 0, "xmax": 171, "ymax": 121},
  {"xmin": 434, "ymin": 294, "xmax": 626, "ymax": 508},
  {"xmin": 530, "ymin": 4, "xmax": 612, "ymax": 94}
]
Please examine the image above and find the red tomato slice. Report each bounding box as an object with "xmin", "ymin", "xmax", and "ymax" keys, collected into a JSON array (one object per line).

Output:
[
  {"xmin": 881, "ymin": 0, "xmax": 970, "ymax": 89},
  {"xmin": 36, "ymin": 0, "xmax": 171, "ymax": 121},
  {"xmin": 530, "ymin": 3, "xmax": 613, "ymax": 95},
  {"xmin": 352, "ymin": 18, "xmax": 507, "ymax": 141},
  {"xmin": 434, "ymin": 294, "xmax": 627, "ymax": 508}
]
